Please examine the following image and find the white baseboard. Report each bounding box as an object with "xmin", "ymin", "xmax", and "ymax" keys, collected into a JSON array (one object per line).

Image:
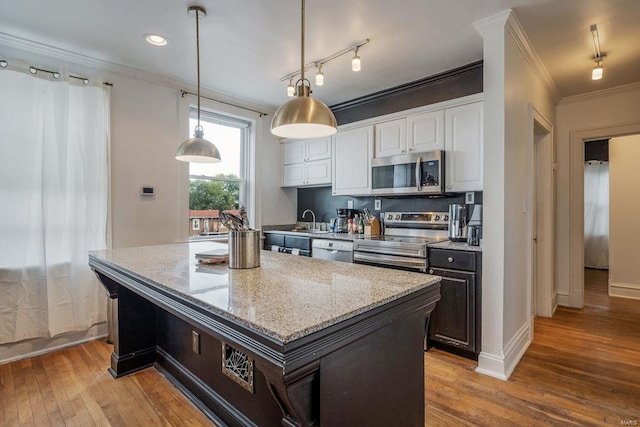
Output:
[
  {"xmin": 0, "ymin": 322, "xmax": 108, "ymax": 365},
  {"xmin": 476, "ymin": 321, "xmax": 531, "ymax": 381},
  {"xmin": 552, "ymin": 291, "xmax": 559, "ymax": 315},
  {"xmin": 556, "ymin": 291, "xmax": 570, "ymax": 307},
  {"xmin": 609, "ymin": 282, "xmax": 640, "ymax": 300}
]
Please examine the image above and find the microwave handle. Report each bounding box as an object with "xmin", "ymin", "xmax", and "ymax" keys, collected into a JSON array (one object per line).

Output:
[{"xmin": 415, "ymin": 156, "xmax": 422, "ymax": 192}]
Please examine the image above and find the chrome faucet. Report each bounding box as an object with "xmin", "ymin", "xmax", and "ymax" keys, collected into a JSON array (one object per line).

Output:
[{"xmin": 302, "ymin": 209, "xmax": 316, "ymax": 231}]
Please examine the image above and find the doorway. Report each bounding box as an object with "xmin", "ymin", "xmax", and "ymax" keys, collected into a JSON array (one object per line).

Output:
[
  {"xmin": 569, "ymin": 124, "xmax": 640, "ymax": 307},
  {"xmin": 530, "ymin": 107, "xmax": 554, "ymax": 320}
]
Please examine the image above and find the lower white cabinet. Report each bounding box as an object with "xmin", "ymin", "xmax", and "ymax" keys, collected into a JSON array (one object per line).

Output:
[
  {"xmin": 283, "ymin": 158, "xmax": 331, "ymax": 187},
  {"xmin": 332, "ymin": 125, "xmax": 373, "ymax": 195},
  {"xmin": 445, "ymin": 101, "xmax": 483, "ymax": 192}
]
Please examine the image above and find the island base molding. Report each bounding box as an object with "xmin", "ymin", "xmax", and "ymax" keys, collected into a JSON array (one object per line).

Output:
[{"xmin": 92, "ymin": 264, "xmax": 439, "ymax": 426}]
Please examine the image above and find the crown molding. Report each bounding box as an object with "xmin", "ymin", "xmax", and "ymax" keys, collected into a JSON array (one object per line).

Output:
[
  {"xmin": 558, "ymin": 81, "xmax": 640, "ymax": 106},
  {"xmin": 472, "ymin": 10, "xmax": 560, "ymax": 104},
  {"xmin": 504, "ymin": 12, "xmax": 560, "ymax": 103},
  {"xmin": 0, "ymin": 31, "xmax": 275, "ymax": 115},
  {"xmin": 472, "ymin": 9, "xmax": 511, "ymax": 36}
]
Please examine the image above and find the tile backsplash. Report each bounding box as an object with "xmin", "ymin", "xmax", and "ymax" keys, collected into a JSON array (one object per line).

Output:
[{"xmin": 297, "ymin": 187, "xmax": 483, "ymax": 222}]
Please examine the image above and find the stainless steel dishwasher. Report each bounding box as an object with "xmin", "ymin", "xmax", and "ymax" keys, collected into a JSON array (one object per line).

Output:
[{"xmin": 312, "ymin": 239, "xmax": 354, "ymax": 263}]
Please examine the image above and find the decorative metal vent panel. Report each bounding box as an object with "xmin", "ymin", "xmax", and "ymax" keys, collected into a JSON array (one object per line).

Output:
[{"xmin": 221, "ymin": 342, "xmax": 254, "ymax": 393}]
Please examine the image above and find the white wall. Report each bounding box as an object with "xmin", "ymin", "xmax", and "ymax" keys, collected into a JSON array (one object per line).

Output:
[
  {"xmin": 555, "ymin": 85, "xmax": 640, "ymax": 306},
  {"xmin": 474, "ymin": 10, "xmax": 556, "ymax": 380},
  {"xmin": 608, "ymin": 135, "xmax": 640, "ymax": 298}
]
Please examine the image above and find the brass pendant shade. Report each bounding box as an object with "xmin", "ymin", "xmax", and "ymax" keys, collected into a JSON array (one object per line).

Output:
[
  {"xmin": 176, "ymin": 6, "xmax": 221, "ymax": 163},
  {"xmin": 270, "ymin": 0, "xmax": 337, "ymax": 139},
  {"xmin": 271, "ymin": 89, "xmax": 337, "ymax": 139}
]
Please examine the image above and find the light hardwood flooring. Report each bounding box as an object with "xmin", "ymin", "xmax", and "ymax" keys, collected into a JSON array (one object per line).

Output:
[{"xmin": 1, "ymin": 268, "xmax": 638, "ymax": 426}]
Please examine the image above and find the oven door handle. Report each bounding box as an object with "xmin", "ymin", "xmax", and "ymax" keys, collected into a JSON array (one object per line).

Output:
[
  {"xmin": 415, "ymin": 156, "xmax": 422, "ymax": 192},
  {"xmin": 353, "ymin": 245, "xmax": 426, "ymax": 258},
  {"xmin": 353, "ymin": 252, "xmax": 427, "ymax": 272}
]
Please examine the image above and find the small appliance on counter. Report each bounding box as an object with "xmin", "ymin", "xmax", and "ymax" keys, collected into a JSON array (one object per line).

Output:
[
  {"xmin": 335, "ymin": 208, "xmax": 359, "ymax": 233},
  {"xmin": 447, "ymin": 203, "xmax": 482, "ymax": 245}
]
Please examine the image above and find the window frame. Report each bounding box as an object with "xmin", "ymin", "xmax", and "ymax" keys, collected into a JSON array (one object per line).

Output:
[{"xmin": 192, "ymin": 218, "xmax": 200, "ymax": 230}]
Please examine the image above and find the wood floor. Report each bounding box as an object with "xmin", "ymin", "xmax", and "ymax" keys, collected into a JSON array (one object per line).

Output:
[{"xmin": 1, "ymin": 268, "xmax": 638, "ymax": 426}]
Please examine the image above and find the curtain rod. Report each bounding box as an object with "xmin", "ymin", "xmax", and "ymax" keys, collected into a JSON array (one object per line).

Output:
[
  {"xmin": 0, "ymin": 60, "xmax": 112, "ymax": 86},
  {"xmin": 180, "ymin": 90, "xmax": 268, "ymax": 117}
]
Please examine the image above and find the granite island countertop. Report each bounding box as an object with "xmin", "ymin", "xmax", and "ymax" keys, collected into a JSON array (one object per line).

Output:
[{"xmin": 89, "ymin": 241, "xmax": 440, "ymax": 344}]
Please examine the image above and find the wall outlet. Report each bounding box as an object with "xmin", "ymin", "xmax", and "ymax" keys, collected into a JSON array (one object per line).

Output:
[
  {"xmin": 465, "ymin": 192, "xmax": 475, "ymax": 204},
  {"xmin": 347, "ymin": 200, "xmax": 354, "ymax": 209},
  {"xmin": 375, "ymin": 199, "xmax": 381, "ymax": 211},
  {"xmin": 192, "ymin": 331, "xmax": 200, "ymax": 354}
]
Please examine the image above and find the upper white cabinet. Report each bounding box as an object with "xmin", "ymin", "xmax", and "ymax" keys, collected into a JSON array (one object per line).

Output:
[
  {"xmin": 407, "ymin": 110, "xmax": 445, "ymax": 153},
  {"xmin": 444, "ymin": 101, "xmax": 483, "ymax": 192},
  {"xmin": 333, "ymin": 125, "xmax": 373, "ymax": 196},
  {"xmin": 283, "ymin": 137, "xmax": 331, "ymax": 165},
  {"xmin": 374, "ymin": 110, "xmax": 444, "ymax": 158},
  {"xmin": 283, "ymin": 158, "xmax": 332, "ymax": 187},
  {"xmin": 281, "ymin": 137, "xmax": 332, "ymax": 187},
  {"xmin": 375, "ymin": 118, "xmax": 407, "ymax": 157}
]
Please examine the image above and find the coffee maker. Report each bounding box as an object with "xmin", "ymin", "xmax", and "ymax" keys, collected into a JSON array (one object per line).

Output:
[
  {"xmin": 448, "ymin": 204, "xmax": 482, "ymax": 245},
  {"xmin": 336, "ymin": 208, "xmax": 358, "ymax": 233}
]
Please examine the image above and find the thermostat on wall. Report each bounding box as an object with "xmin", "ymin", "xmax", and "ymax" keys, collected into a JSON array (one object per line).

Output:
[{"xmin": 141, "ymin": 186, "xmax": 155, "ymax": 196}]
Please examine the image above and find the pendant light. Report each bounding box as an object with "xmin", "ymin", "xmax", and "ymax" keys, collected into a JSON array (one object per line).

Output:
[
  {"xmin": 271, "ymin": 0, "xmax": 337, "ymax": 139},
  {"xmin": 176, "ymin": 6, "xmax": 221, "ymax": 163}
]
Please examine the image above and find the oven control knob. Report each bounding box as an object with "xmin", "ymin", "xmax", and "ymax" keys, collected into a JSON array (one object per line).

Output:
[
  {"xmin": 387, "ymin": 214, "xmax": 392, "ymax": 220},
  {"xmin": 395, "ymin": 214, "xmax": 400, "ymax": 220},
  {"xmin": 434, "ymin": 215, "xmax": 440, "ymax": 221},
  {"xmin": 444, "ymin": 215, "xmax": 449, "ymax": 221}
]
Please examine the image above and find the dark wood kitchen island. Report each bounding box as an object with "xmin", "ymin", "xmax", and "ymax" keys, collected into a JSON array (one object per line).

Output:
[{"xmin": 89, "ymin": 242, "xmax": 441, "ymax": 427}]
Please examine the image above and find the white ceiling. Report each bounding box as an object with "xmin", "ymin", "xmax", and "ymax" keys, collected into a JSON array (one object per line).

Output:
[{"xmin": 1, "ymin": 0, "xmax": 639, "ymax": 109}]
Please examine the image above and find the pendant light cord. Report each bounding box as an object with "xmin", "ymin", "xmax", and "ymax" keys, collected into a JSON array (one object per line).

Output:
[
  {"xmin": 196, "ymin": 7, "xmax": 202, "ymax": 129},
  {"xmin": 300, "ymin": 0, "xmax": 305, "ymax": 82}
]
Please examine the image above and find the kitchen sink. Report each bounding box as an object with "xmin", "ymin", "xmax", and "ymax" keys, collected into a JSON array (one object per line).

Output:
[{"xmin": 292, "ymin": 229, "xmax": 332, "ymax": 234}]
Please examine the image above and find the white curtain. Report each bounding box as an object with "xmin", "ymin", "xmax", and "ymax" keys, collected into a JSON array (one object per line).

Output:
[
  {"xmin": 584, "ymin": 161, "xmax": 609, "ymax": 269},
  {"xmin": 0, "ymin": 68, "xmax": 109, "ymax": 344}
]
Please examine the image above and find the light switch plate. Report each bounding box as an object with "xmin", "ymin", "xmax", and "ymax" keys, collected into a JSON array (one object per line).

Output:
[
  {"xmin": 347, "ymin": 200, "xmax": 354, "ymax": 209},
  {"xmin": 375, "ymin": 199, "xmax": 381, "ymax": 210},
  {"xmin": 465, "ymin": 192, "xmax": 474, "ymax": 204}
]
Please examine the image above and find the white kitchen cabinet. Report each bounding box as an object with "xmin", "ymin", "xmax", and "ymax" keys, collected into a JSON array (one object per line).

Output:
[
  {"xmin": 375, "ymin": 118, "xmax": 406, "ymax": 157},
  {"xmin": 282, "ymin": 137, "xmax": 331, "ymax": 165},
  {"xmin": 444, "ymin": 101, "xmax": 483, "ymax": 192},
  {"xmin": 332, "ymin": 125, "xmax": 373, "ymax": 195},
  {"xmin": 407, "ymin": 110, "xmax": 444, "ymax": 152},
  {"xmin": 283, "ymin": 158, "xmax": 331, "ymax": 187}
]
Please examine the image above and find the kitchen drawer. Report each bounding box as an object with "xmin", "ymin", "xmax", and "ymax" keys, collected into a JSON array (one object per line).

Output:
[
  {"xmin": 429, "ymin": 248, "xmax": 475, "ymax": 271},
  {"xmin": 264, "ymin": 233, "xmax": 284, "ymax": 249},
  {"xmin": 284, "ymin": 235, "xmax": 312, "ymax": 251}
]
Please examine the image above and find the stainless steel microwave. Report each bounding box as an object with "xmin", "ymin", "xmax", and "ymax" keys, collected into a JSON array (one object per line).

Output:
[{"xmin": 371, "ymin": 150, "xmax": 444, "ymax": 196}]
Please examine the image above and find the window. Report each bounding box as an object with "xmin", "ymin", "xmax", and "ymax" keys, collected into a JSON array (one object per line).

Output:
[
  {"xmin": 188, "ymin": 108, "xmax": 250, "ymax": 239},
  {"xmin": 193, "ymin": 218, "xmax": 200, "ymax": 230}
]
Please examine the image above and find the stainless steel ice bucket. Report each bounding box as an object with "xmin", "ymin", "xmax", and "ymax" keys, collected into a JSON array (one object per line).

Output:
[{"xmin": 228, "ymin": 230, "xmax": 261, "ymax": 269}]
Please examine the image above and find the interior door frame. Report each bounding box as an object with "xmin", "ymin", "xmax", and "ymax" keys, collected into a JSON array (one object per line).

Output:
[
  {"xmin": 568, "ymin": 120, "xmax": 640, "ymax": 307},
  {"xmin": 527, "ymin": 105, "xmax": 554, "ymax": 326}
]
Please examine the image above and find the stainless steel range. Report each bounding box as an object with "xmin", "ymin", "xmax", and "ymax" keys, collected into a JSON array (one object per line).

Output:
[{"xmin": 353, "ymin": 212, "xmax": 449, "ymax": 272}]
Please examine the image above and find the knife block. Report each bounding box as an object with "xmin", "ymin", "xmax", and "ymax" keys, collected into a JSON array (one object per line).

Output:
[{"xmin": 364, "ymin": 217, "xmax": 381, "ymax": 236}]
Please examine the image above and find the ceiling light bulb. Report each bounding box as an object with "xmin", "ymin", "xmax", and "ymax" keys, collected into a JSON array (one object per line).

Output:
[
  {"xmin": 287, "ymin": 78, "xmax": 295, "ymax": 97},
  {"xmin": 592, "ymin": 62, "xmax": 603, "ymax": 80},
  {"xmin": 352, "ymin": 49, "xmax": 361, "ymax": 72},
  {"xmin": 316, "ymin": 68, "xmax": 324, "ymax": 86},
  {"xmin": 145, "ymin": 34, "xmax": 168, "ymax": 46}
]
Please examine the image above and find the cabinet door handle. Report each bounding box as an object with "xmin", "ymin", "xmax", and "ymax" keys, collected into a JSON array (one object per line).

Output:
[
  {"xmin": 447, "ymin": 257, "xmax": 454, "ymax": 263},
  {"xmin": 429, "ymin": 269, "xmax": 434, "ymax": 274}
]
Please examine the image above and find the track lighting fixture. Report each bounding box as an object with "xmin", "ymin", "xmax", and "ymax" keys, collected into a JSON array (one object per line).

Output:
[
  {"xmin": 590, "ymin": 24, "xmax": 606, "ymax": 81},
  {"xmin": 352, "ymin": 47, "xmax": 361, "ymax": 72},
  {"xmin": 279, "ymin": 39, "xmax": 370, "ymax": 96},
  {"xmin": 316, "ymin": 63, "xmax": 324, "ymax": 86},
  {"xmin": 287, "ymin": 77, "xmax": 295, "ymax": 97}
]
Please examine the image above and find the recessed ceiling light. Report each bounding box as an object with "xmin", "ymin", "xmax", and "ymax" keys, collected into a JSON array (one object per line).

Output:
[{"xmin": 145, "ymin": 34, "xmax": 168, "ymax": 46}]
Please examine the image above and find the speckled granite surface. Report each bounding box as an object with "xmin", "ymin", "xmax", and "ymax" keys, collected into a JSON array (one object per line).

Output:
[
  {"xmin": 90, "ymin": 242, "xmax": 440, "ymax": 344},
  {"xmin": 427, "ymin": 240, "xmax": 483, "ymax": 252}
]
